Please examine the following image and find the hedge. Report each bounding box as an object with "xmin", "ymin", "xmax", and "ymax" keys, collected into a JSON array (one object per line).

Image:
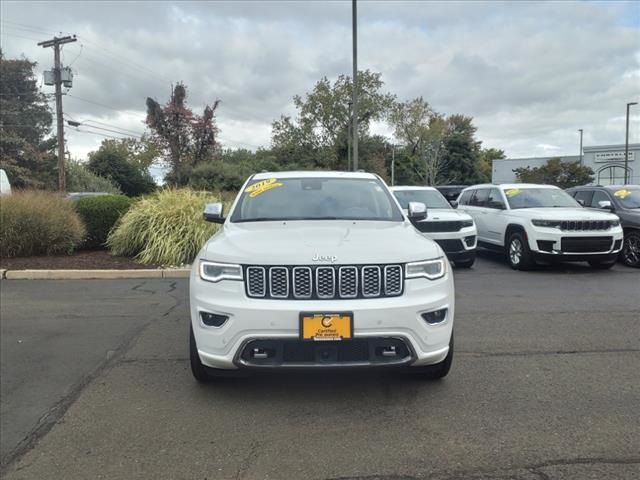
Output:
[
  {"xmin": 107, "ymin": 189, "xmax": 220, "ymax": 266},
  {"xmin": 0, "ymin": 190, "xmax": 85, "ymax": 257},
  {"xmin": 74, "ymin": 195, "xmax": 133, "ymax": 249}
]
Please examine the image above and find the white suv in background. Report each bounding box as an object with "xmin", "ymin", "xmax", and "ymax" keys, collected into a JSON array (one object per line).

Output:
[
  {"xmin": 390, "ymin": 186, "xmax": 477, "ymax": 268},
  {"xmin": 457, "ymin": 184, "xmax": 624, "ymax": 270},
  {"xmin": 189, "ymin": 172, "xmax": 455, "ymax": 381}
]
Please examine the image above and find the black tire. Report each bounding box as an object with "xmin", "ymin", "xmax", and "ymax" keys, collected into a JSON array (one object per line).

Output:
[
  {"xmin": 621, "ymin": 230, "xmax": 640, "ymax": 268},
  {"xmin": 190, "ymin": 323, "xmax": 212, "ymax": 383},
  {"xmin": 454, "ymin": 253, "xmax": 476, "ymax": 269},
  {"xmin": 506, "ymin": 231, "xmax": 536, "ymax": 270},
  {"xmin": 412, "ymin": 333, "xmax": 454, "ymax": 380},
  {"xmin": 588, "ymin": 259, "xmax": 616, "ymax": 270}
]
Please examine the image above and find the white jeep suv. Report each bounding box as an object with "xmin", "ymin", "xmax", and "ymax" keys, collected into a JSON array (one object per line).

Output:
[
  {"xmin": 390, "ymin": 186, "xmax": 477, "ymax": 268},
  {"xmin": 189, "ymin": 171, "xmax": 455, "ymax": 381},
  {"xmin": 457, "ymin": 184, "xmax": 624, "ymax": 270}
]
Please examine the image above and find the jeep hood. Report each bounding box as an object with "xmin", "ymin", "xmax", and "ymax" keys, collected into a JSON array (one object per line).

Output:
[{"xmin": 201, "ymin": 220, "xmax": 442, "ymax": 265}]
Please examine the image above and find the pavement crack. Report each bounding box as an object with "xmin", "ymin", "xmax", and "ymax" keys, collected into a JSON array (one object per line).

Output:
[
  {"xmin": 235, "ymin": 440, "xmax": 260, "ymax": 480},
  {"xmin": 131, "ymin": 281, "xmax": 157, "ymax": 295}
]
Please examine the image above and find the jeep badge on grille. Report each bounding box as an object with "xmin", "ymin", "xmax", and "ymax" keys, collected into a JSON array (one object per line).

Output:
[{"xmin": 312, "ymin": 254, "xmax": 337, "ymax": 263}]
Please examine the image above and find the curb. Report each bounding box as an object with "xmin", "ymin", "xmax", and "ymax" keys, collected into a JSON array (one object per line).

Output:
[{"xmin": 1, "ymin": 268, "xmax": 191, "ymax": 280}]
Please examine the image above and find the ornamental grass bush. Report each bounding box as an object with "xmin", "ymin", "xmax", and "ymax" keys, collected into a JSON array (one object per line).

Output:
[
  {"xmin": 74, "ymin": 195, "xmax": 133, "ymax": 249},
  {"xmin": 0, "ymin": 190, "xmax": 85, "ymax": 257},
  {"xmin": 107, "ymin": 189, "xmax": 220, "ymax": 266}
]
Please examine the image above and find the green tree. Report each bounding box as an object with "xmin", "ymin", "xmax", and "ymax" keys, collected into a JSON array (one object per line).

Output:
[
  {"xmin": 478, "ymin": 147, "xmax": 506, "ymax": 183},
  {"xmin": 514, "ymin": 158, "xmax": 594, "ymax": 188},
  {"xmin": 0, "ymin": 51, "xmax": 57, "ymax": 188},
  {"xmin": 388, "ymin": 98, "xmax": 447, "ymax": 185},
  {"xmin": 439, "ymin": 114, "xmax": 483, "ymax": 184},
  {"xmin": 87, "ymin": 141, "xmax": 156, "ymax": 196},
  {"xmin": 271, "ymin": 70, "xmax": 395, "ymax": 170},
  {"xmin": 146, "ymin": 83, "xmax": 220, "ymax": 185},
  {"xmin": 66, "ymin": 159, "xmax": 121, "ymax": 194}
]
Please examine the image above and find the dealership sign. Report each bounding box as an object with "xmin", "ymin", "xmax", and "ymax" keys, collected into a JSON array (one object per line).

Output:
[{"xmin": 594, "ymin": 151, "xmax": 634, "ymax": 163}]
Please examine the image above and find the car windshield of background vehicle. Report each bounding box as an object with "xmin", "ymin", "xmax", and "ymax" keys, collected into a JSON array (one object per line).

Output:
[
  {"xmin": 504, "ymin": 188, "xmax": 581, "ymax": 209},
  {"xmin": 393, "ymin": 190, "xmax": 451, "ymax": 210},
  {"xmin": 231, "ymin": 177, "xmax": 404, "ymax": 222},
  {"xmin": 613, "ymin": 189, "xmax": 640, "ymax": 209}
]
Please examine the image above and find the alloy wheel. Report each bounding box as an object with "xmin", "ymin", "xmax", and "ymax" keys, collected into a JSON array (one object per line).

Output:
[
  {"xmin": 623, "ymin": 235, "xmax": 640, "ymax": 267},
  {"xmin": 509, "ymin": 238, "xmax": 522, "ymax": 265}
]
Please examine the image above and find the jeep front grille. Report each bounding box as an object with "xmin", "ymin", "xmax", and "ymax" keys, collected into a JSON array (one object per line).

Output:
[
  {"xmin": 560, "ymin": 220, "xmax": 613, "ymax": 231},
  {"xmin": 415, "ymin": 221, "xmax": 464, "ymax": 233},
  {"xmin": 244, "ymin": 264, "xmax": 404, "ymax": 300}
]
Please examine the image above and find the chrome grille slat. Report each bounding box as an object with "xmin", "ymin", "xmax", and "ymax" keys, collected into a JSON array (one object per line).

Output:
[
  {"xmin": 316, "ymin": 267, "xmax": 336, "ymax": 299},
  {"xmin": 361, "ymin": 266, "xmax": 381, "ymax": 297},
  {"xmin": 384, "ymin": 265, "xmax": 403, "ymax": 295},
  {"xmin": 246, "ymin": 266, "xmax": 266, "ymax": 297},
  {"xmin": 269, "ymin": 267, "xmax": 289, "ymax": 298},
  {"xmin": 292, "ymin": 267, "xmax": 312, "ymax": 298},
  {"xmin": 338, "ymin": 266, "xmax": 358, "ymax": 298}
]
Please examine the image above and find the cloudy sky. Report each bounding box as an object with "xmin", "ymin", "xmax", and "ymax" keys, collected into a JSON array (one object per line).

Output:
[{"xmin": 1, "ymin": 0, "xmax": 639, "ymax": 163}]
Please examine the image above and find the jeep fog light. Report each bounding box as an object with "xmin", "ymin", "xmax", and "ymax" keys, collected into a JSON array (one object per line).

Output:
[
  {"xmin": 200, "ymin": 311, "xmax": 229, "ymax": 327},
  {"xmin": 421, "ymin": 308, "xmax": 448, "ymax": 325},
  {"xmin": 199, "ymin": 260, "xmax": 243, "ymax": 283}
]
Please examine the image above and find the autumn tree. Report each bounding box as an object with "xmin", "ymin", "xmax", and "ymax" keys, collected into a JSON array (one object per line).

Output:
[
  {"xmin": 0, "ymin": 50, "xmax": 57, "ymax": 188},
  {"xmin": 146, "ymin": 83, "xmax": 220, "ymax": 185}
]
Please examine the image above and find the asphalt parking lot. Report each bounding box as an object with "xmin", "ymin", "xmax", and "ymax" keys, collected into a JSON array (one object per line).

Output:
[{"xmin": 1, "ymin": 254, "xmax": 639, "ymax": 480}]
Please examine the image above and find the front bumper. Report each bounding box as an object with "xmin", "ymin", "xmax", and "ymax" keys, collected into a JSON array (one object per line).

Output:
[
  {"xmin": 527, "ymin": 226, "xmax": 624, "ymax": 260},
  {"xmin": 421, "ymin": 228, "xmax": 477, "ymax": 260},
  {"xmin": 190, "ymin": 267, "xmax": 454, "ymax": 370}
]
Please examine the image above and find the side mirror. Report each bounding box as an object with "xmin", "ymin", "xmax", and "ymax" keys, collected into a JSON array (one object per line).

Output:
[
  {"xmin": 576, "ymin": 199, "xmax": 585, "ymax": 207},
  {"xmin": 408, "ymin": 201, "xmax": 427, "ymax": 222},
  {"xmin": 598, "ymin": 200, "xmax": 613, "ymax": 211},
  {"xmin": 450, "ymin": 200, "xmax": 459, "ymax": 209},
  {"xmin": 203, "ymin": 203, "xmax": 225, "ymax": 224}
]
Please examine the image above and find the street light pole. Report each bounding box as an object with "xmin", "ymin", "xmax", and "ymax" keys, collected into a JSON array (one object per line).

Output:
[
  {"xmin": 578, "ymin": 129, "xmax": 583, "ymax": 165},
  {"xmin": 352, "ymin": 0, "xmax": 359, "ymax": 171},
  {"xmin": 625, "ymin": 102, "xmax": 637, "ymax": 184},
  {"xmin": 391, "ymin": 144, "xmax": 395, "ymax": 186}
]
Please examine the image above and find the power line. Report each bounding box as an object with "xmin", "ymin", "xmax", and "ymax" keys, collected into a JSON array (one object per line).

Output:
[
  {"xmin": 66, "ymin": 93, "xmax": 146, "ymax": 117},
  {"xmin": 70, "ymin": 127, "xmax": 131, "ymax": 141},
  {"xmin": 83, "ymin": 119, "xmax": 145, "ymax": 136}
]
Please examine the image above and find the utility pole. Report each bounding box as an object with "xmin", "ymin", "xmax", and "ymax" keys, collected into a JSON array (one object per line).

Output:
[
  {"xmin": 391, "ymin": 144, "xmax": 395, "ymax": 186},
  {"xmin": 352, "ymin": 0, "xmax": 359, "ymax": 171},
  {"xmin": 578, "ymin": 129, "xmax": 583, "ymax": 165},
  {"xmin": 38, "ymin": 35, "xmax": 77, "ymax": 191},
  {"xmin": 625, "ymin": 102, "xmax": 637, "ymax": 184},
  {"xmin": 347, "ymin": 101, "xmax": 353, "ymax": 171}
]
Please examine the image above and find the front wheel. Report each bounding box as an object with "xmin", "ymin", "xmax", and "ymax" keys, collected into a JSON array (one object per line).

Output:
[
  {"xmin": 190, "ymin": 323, "xmax": 212, "ymax": 383},
  {"xmin": 621, "ymin": 231, "xmax": 640, "ymax": 268},
  {"xmin": 506, "ymin": 231, "xmax": 535, "ymax": 270}
]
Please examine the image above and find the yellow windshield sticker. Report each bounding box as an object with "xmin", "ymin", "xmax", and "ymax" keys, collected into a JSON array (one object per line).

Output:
[
  {"xmin": 244, "ymin": 178, "xmax": 284, "ymax": 198},
  {"xmin": 614, "ymin": 189, "xmax": 631, "ymax": 199},
  {"xmin": 505, "ymin": 188, "xmax": 521, "ymax": 197}
]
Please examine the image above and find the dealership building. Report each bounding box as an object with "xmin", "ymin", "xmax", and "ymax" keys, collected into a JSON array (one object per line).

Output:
[{"xmin": 492, "ymin": 143, "xmax": 640, "ymax": 186}]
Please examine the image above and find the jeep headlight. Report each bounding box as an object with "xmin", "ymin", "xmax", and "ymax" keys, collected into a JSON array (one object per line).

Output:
[
  {"xmin": 199, "ymin": 260, "xmax": 243, "ymax": 283},
  {"xmin": 531, "ymin": 219, "xmax": 562, "ymax": 228},
  {"xmin": 610, "ymin": 219, "xmax": 620, "ymax": 227},
  {"xmin": 406, "ymin": 258, "xmax": 446, "ymax": 280},
  {"xmin": 461, "ymin": 219, "xmax": 474, "ymax": 228}
]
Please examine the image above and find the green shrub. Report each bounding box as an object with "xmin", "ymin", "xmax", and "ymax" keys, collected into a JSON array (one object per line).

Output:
[
  {"xmin": 0, "ymin": 190, "xmax": 85, "ymax": 257},
  {"xmin": 107, "ymin": 189, "xmax": 220, "ymax": 266},
  {"xmin": 74, "ymin": 195, "xmax": 133, "ymax": 249},
  {"xmin": 66, "ymin": 159, "xmax": 121, "ymax": 194}
]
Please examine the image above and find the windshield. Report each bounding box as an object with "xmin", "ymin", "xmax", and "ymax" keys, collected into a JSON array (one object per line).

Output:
[
  {"xmin": 504, "ymin": 187, "xmax": 581, "ymax": 209},
  {"xmin": 231, "ymin": 177, "xmax": 404, "ymax": 222},
  {"xmin": 393, "ymin": 189, "xmax": 451, "ymax": 209},
  {"xmin": 612, "ymin": 188, "xmax": 640, "ymax": 209}
]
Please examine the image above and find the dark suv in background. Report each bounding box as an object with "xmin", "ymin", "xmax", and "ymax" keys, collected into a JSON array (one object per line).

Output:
[
  {"xmin": 567, "ymin": 185, "xmax": 640, "ymax": 267},
  {"xmin": 435, "ymin": 185, "xmax": 468, "ymax": 205}
]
